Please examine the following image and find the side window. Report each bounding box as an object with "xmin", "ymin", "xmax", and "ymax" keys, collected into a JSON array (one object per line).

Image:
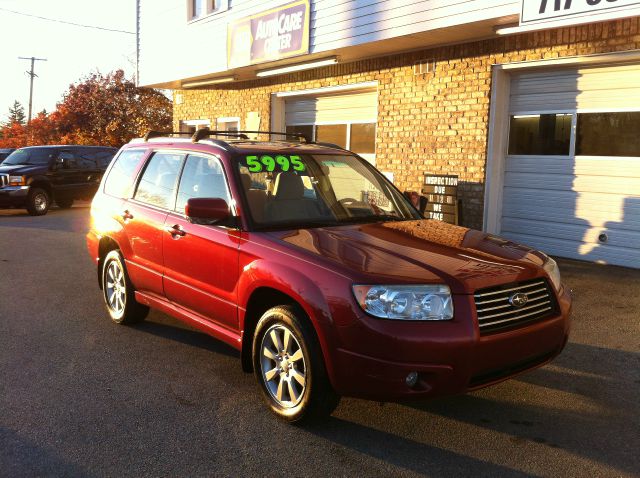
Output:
[
  {"xmin": 135, "ymin": 152, "xmax": 185, "ymax": 209},
  {"xmin": 104, "ymin": 149, "xmax": 147, "ymax": 198},
  {"xmin": 58, "ymin": 151, "xmax": 78, "ymax": 169},
  {"xmin": 175, "ymin": 154, "xmax": 229, "ymax": 213},
  {"xmin": 95, "ymin": 150, "xmax": 116, "ymax": 168},
  {"xmin": 75, "ymin": 150, "xmax": 99, "ymax": 170}
]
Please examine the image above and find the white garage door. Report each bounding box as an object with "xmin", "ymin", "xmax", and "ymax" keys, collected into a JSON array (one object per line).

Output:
[
  {"xmin": 284, "ymin": 89, "xmax": 377, "ymax": 164},
  {"xmin": 501, "ymin": 63, "xmax": 640, "ymax": 268}
]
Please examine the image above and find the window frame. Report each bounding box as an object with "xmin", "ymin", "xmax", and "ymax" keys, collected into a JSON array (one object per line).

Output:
[
  {"xmin": 186, "ymin": 0, "xmax": 228, "ymax": 22},
  {"xmin": 285, "ymin": 121, "xmax": 377, "ymax": 163},
  {"xmin": 216, "ymin": 116, "xmax": 240, "ymax": 133},
  {"xmin": 132, "ymin": 151, "xmax": 187, "ymax": 211},
  {"xmin": 103, "ymin": 148, "xmax": 149, "ymax": 199},
  {"xmin": 179, "ymin": 119, "xmax": 211, "ymax": 135},
  {"xmin": 507, "ymin": 106, "xmax": 640, "ymax": 159},
  {"xmin": 506, "ymin": 110, "xmax": 575, "ymax": 157},
  {"xmin": 173, "ymin": 152, "xmax": 233, "ymax": 215}
]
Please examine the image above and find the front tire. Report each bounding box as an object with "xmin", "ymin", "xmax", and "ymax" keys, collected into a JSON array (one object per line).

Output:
[
  {"xmin": 101, "ymin": 250, "xmax": 149, "ymax": 324},
  {"xmin": 253, "ymin": 305, "xmax": 339, "ymax": 422},
  {"xmin": 26, "ymin": 187, "xmax": 50, "ymax": 216}
]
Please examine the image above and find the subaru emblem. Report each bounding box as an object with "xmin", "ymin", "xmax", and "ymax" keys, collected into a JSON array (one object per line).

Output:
[{"xmin": 509, "ymin": 292, "xmax": 529, "ymax": 308}]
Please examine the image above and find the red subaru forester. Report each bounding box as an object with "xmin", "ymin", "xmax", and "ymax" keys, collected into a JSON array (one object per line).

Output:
[{"xmin": 87, "ymin": 129, "xmax": 571, "ymax": 422}]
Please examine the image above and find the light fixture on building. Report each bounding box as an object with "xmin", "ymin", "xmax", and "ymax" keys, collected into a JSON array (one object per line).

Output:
[
  {"xmin": 181, "ymin": 76, "xmax": 236, "ymax": 88},
  {"xmin": 256, "ymin": 57, "xmax": 338, "ymax": 77}
]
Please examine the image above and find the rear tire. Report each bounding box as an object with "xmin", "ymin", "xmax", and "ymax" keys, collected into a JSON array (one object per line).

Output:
[
  {"xmin": 26, "ymin": 187, "xmax": 50, "ymax": 216},
  {"xmin": 101, "ymin": 250, "xmax": 149, "ymax": 325},
  {"xmin": 253, "ymin": 305, "xmax": 339, "ymax": 423},
  {"xmin": 55, "ymin": 197, "xmax": 74, "ymax": 209}
]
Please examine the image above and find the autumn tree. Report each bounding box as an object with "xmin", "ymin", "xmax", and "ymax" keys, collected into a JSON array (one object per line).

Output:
[
  {"xmin": 55, "ymin": 70, "xmax": 172, "ymax": 147},
  {"xmin": 0, "ymin": 70, "xmax": 172, "ymax": 148}
]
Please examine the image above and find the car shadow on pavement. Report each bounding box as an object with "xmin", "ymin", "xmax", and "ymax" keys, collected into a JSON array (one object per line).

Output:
[
  {"xmin": 0, "ymin": 427, "xmax": 90, "ymax": 477},
  {"xmin": 308, "ymin": 417, "xmax": 533, "ymax": 477},
  {"xmin": 134, "ymin": 317, "xmax": 240, "ymax": 359},
  {"xmin": 398, "ymin": 342, "xmax": 639, "ymax": 476}
]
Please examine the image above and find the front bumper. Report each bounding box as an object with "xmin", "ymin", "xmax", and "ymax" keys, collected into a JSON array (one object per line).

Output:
[
  {"xmin": 0, "ymin": 186, "xmax": 29, "ymax": 207},
  {"xmin": 327, "ymin": 286, "xmax": 572, "ymax": 401}
]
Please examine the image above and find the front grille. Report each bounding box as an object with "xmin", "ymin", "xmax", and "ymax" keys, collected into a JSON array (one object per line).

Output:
[
  {"xmin": 0, "ymin": 174, "xmax": 7, "ymax": 188},
  {"xmin": 474, "ymin": 278, "xmax": 556, "ymax": 334}
]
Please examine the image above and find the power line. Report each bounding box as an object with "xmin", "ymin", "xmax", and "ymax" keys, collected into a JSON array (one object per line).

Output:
[{"xmin": 0, "ymin": 7, "xmax": 135, "ymax": 35}]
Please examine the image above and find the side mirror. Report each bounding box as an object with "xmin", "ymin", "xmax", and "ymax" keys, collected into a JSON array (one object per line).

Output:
[
  {"xmin": 185, "ymin": 198, "xmax": 230, "ymax": 224},
  {"xmin": 404, "ymin": 190, "xmax": 428, "ymax": 216}
]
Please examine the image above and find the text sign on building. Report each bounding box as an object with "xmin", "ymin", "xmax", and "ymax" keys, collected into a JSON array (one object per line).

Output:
[
  {"xmin": 521, "ymin": 0, "xmax": 640, "ymax": 25},
  {"xmin": 228, "ymin": 0, "xmax": 310, "ymax": 69},
  {"xmin": 422, "ymin": 175, "xmax": 459, "ymax": 224}
]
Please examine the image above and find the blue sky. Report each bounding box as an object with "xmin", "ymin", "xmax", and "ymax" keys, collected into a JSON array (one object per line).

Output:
[{"xmin": 0, "ymin": 0, "xmax": 136, "ymax": 122}]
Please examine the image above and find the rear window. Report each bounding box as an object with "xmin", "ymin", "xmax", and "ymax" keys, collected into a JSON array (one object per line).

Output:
[{"xmin": 103, "ymin": 149, "xmax": 147, "ymax": 198}]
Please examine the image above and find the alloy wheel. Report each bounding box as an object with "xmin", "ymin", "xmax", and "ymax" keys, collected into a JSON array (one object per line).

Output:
[
  {"xmin": 105, "ymin": 260, "xmax": 126, "ymax": 316},
  {"xmin": 260, "ymin": 324, "xmax": 307, "ymax": 408},
  {"xmin": 34, "ymin": 193, "xmax": 48, "ymax": 212}
]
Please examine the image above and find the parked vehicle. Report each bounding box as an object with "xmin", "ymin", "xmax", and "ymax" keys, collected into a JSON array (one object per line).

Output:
[
  {"xmin": 0, "ymin": 148, "xmax": 16, "ymax": 162},
  {"xmin": 86, "ymin": 129, "xmax": 572, "ymax": 422},
  {"xmin": 0, "ymin": 145, "xmax": 117, "ymax": 215}
]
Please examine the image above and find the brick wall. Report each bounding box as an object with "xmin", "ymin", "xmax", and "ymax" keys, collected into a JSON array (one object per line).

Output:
[{"xmin": 174, "ymin": 18, "xmax": 640, "ymax": 229}]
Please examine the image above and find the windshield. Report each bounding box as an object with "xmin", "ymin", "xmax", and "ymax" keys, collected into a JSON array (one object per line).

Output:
[
  {"xmin": 2, "ymin": 148, "xmax": 53, "ymax": 166},
  {"xmin": 236, "ymin": 153, "xmax": 420, "ymax": 229}
]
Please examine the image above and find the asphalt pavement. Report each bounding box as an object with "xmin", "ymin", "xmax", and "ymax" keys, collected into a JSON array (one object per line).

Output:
[{"xmin": 1, "ymin": 205, "xmax": 639, "ymax": 477}]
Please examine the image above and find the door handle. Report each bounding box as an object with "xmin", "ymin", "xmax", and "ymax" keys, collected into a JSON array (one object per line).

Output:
[
  {"xmin": 121, "ymin": 210, "xmax": 133, "ymax": 220},
  {"xmin": 166, "ymin": 224, "xmax": 186, "ymax": 237}
]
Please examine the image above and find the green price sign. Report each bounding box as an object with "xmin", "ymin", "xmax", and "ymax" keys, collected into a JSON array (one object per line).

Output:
[{"xmin": 245, "ymin": 155, "xmax": 305, "ymax": 173}]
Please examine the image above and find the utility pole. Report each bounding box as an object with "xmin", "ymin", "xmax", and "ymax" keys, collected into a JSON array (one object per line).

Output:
[{"xmin": 18, "ymin": 56, "xmax": 47, "ymax": 124}]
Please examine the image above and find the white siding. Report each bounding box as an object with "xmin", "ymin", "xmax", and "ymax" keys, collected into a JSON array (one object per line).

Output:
[{"xmin": 138, "ymin": 0, "xmax": 518, "ymax": 86}]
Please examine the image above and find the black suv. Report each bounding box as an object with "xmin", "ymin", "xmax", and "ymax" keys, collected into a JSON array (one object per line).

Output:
[{"xmin": 0, "ymin": 145, "xmax": 117, "ymax": 215}]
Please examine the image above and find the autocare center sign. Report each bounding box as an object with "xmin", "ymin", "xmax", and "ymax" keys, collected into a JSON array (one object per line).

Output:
[
  {"xmin": 228, "ymin": 0, "xmax": 310, "ymax": 69},
  {"xmin": 520, "ymin": 0, "xmax": 640, "ymax": 26}
]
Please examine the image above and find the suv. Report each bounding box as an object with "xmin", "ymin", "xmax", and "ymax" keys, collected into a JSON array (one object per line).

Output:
[
  {"xmin": 87, "ymin": 130, "xmax": 571, "ymax": 422},
  {"xmin": 0, "ymin": 145, "xmax": 117, "ymax": 215}
]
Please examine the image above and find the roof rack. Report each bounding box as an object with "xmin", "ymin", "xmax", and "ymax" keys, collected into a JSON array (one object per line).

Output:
[
  {"xmin": 191, "ymin": 129, "xmax": 250, "ymax": 142},
  {"xmin": 191, "ymin": 128, "xmax": 310, "ymax": 143},
  {"xmin": 143, "ymin": 131, "xmax": 193, "ymax": 141}
]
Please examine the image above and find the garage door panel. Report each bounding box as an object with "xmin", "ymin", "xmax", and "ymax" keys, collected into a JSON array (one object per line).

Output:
[
  {"xmin": 500, "ymin": 231, "xmax": 640, "ymax": 269},
  {"xmin": 510, "ymin": 64, "xmax": 640, "ymax": 111},
  {"xmin": 502, "ymin": 188, "xmax": 640, "ymax": 224},
  {"xmin": 506, "ymin": 156, "xmax": 640, "ymax": 178},
  {"xmin": 501, "ymin": 217, "xmax": 640, "ymax": 250},
  {"xmin": 285, "ymin": 90, "xmax": 377, "ymax": 124},
  {"xmin": 503, "ymin": 172, "xmax": 640, "ymax": 195}
]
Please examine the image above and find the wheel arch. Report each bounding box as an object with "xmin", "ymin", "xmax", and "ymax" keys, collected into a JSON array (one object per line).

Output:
[
  {"xmin": 240, "ymin": 283, "xmax": 335, "ymax": 384},
  {"xmin": 27, "ymin": 178, "xmax": 52, "ymax": 197},
  {"xmin": 97, "ymin": 236, "xmax": 121, "ymax": 289}
]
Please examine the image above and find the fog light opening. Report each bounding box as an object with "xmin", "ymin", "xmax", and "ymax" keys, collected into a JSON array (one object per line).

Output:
[{"xmin": 405, "ymin": 371, "xmax": 419, "ymax": 388}]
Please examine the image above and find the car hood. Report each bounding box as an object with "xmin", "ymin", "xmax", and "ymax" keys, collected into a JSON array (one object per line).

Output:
[
  {"xmin": 0, "ymin": 163, "xmax": 47, "ymax": 175},
  {"xmin": 268, "ymin": 220, "xmax": 549, "ymax": 294}
]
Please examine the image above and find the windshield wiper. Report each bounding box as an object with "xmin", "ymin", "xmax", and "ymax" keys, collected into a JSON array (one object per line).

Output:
[{"xmin": 340, "ymin": 214, "xmax": 406, "ymax": 224}]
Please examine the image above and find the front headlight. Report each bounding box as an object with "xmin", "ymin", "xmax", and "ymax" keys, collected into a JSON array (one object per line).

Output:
[
  {"xmin": 352, "ymin": 284, "xmax": 454, "ymax": 320},
  {"xmin": 543, "ymin": 257, "xmax": 562, "ymax": 291},
  {"xmin": 9, "ymin": 175, "xmax": 26, "ymax": 186}
]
